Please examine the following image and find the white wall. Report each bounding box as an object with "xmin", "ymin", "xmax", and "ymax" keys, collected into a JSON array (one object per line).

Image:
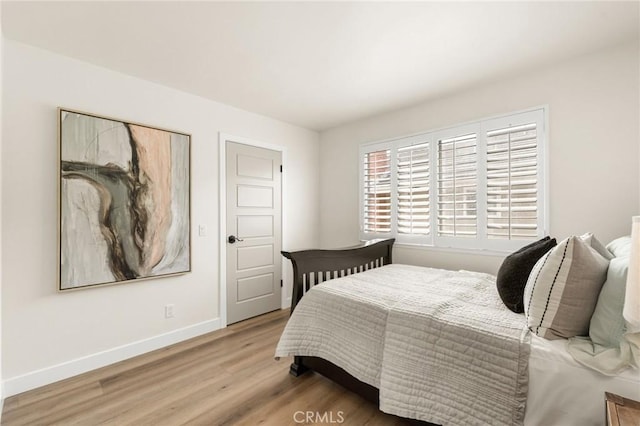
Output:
[
  {"xmin": 1, "ymin": 40, "xmax": 320, "ymax": 395},
  {"xmin": 319, "ymin": 42, "xmax": 640, "ymax": 274},
  {"xmin": 0, "ymin": 12, "xmax": 4, "ymax": 408}
]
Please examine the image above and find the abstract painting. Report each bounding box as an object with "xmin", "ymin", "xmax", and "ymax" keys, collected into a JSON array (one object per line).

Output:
[{"xmin": 58, "ymin": 109, "xmax": 191, "ymax": 290}]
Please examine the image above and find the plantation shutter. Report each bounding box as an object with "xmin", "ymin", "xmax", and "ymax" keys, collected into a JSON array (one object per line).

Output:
[
  {"xmin": 437, "ymin": 133, "xmax": 478, "ymax": 238},
  {"xmin": 360, "ymin": 108, "xmax": 545, "ymax": 249},
  {"xmin": 363, "ymin": 148, "xmax": 392, "ymax": 234},
  {"xmin": 396, "ymin": 142, "xmax": 430, "ymax": 236},
  {"xmin": 486, "ymin": 122, "xmax": 539, "ymax": 239}
]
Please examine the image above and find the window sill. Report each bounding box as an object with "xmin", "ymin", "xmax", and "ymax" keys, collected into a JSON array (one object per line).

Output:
[{"xmin": 363, "ymin": 240, "xmax": 511, "ymax": 257}]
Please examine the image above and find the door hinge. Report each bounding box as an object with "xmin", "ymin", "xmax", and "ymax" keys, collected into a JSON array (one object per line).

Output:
[
  {"xmin": 280, "ymin": 165, "xmax": 282, "ymax": 173},
  {"xmin": 280, "ymin": 279, "xmax": 283, "ymax": 288}
]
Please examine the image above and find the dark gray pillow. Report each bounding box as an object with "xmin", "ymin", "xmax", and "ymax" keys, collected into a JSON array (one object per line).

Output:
[{"xmin": 497, "ymin": 237, "xmax": 557, "ymax": 313}]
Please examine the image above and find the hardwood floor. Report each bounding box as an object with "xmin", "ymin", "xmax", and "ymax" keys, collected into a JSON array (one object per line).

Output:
[{"xmin": 1, "ymin": 309, "xmax": 410, "ymax": 425}]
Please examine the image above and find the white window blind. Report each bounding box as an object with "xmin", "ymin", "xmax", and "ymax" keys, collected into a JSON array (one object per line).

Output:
[
  {"xmin": 363, "ymin": 149, "xmax": 392, "ymax": 234},
  {"xmin": 486, "ymin": 123, "xmax": 539, "ymax": 239},
  {"xmin": 437, "ymin": 133, "xmax": 477, "ymax": 238},
  {"xmin": 359, "ymin": 107, "xmax": 546, "ymax": 251},
  {"xmin": 397, "ymin": 143, "xmax": 430, "ymax": 236}
]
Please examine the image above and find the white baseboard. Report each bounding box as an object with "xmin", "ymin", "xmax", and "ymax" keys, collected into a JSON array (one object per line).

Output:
[{"xmin": 2, "ymin": 318, "xmax": 222, "ymax": 398}]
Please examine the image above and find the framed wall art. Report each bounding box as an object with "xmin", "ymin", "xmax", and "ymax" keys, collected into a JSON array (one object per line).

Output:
[{"xmin": 58, "ymin": 109, "xmax": 191, "ymax": 291}]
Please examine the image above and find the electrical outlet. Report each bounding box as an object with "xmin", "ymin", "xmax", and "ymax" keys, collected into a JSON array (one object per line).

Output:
[{"xmin": 165, "ymin": 304, "xmax": 175, "ymax": 318}]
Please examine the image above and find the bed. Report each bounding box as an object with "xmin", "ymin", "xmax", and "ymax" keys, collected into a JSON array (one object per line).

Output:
[{"xmin": 275, "ymin": 238, "xmax": 640, "ymax": 426}]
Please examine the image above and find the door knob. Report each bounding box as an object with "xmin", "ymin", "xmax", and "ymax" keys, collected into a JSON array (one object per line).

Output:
[{"xmin": 228, "ymin": 235, "xmax": 244, "ymax": 244}]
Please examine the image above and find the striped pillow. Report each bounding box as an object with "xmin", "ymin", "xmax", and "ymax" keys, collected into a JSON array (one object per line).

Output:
[{"xmin": 524, "ymin": 236, "xmax": 610, "ymax": 340}]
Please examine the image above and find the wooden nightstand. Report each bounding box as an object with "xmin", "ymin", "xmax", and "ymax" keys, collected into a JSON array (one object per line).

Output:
[{"xmin": 606, "ymin": 392, "xmax": 640, "ymax": 426}]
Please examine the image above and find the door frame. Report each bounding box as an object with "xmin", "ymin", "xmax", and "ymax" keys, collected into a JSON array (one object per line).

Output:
[{"xmin": 218, "ymin": 133, "xmax": 288, "ymax": 328}]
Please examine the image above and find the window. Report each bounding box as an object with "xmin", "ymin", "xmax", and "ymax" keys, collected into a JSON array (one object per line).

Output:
[
  {"xmin": 486, "ymin": 123, "xmax": 539, "ymax": 240},
  {"xmin": 397, "ymin": 142, "xmax": 430, "ymax": 236},
  {"xmin": 360, "ymin": 108, "xmax": 546, "ymax": 251},
  {"xmin": 437, "ymin": 132, "xmax": 478, "ymax": 239},
  {"xmin": 363, "ymin": 149, "xmax": 391, "ymax": 234}
]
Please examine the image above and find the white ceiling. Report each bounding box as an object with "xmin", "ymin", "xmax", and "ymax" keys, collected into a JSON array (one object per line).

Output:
[{"xmin": 2, "ymin": 1, "xmax": 639, "ymax": 131}]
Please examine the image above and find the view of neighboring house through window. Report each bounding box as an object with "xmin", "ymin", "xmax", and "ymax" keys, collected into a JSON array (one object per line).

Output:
[{"xmin": 359, "ymin": 108, "xmax": 546, "ymax": 252}]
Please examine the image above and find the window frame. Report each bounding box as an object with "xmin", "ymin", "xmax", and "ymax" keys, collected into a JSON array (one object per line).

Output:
[{"xmin": 359, "ymin": 107, "xmax": 548, "ymax": 253}]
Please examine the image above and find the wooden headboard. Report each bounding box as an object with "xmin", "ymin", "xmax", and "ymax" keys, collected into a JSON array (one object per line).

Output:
[{"xmin": 281, "ymin": 238, "xmax": 395, "ymax": 313}]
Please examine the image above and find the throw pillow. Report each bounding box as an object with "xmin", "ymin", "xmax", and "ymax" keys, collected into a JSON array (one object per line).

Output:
[
  {"xmin": 496, "ymin": 237, "xmax": 557, "ymax": 313},
  {"xmin": 523, "ymin": 236, "xmax": 610, "ymax": 340}
]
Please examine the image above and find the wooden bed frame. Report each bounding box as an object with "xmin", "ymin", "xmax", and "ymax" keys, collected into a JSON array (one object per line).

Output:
[
  {"xmin": 281, "ymin": 239, "xmax": 395, "ymax": 404},
  {"xmin": 281, "ymin": 238, "xmax": 435, "ymax": 425}
]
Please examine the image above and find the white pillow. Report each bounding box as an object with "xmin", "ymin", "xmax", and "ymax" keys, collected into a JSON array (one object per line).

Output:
[
  {"xmin": 589, "ymin": 255, "xmax": 628, "ymax": 346},
  {"xmin": 607, "ymin": 236, "xmax": 632, "ymax": 257},
  {"xmin": 580, "ymin": 232, "xmax": 614, "ymax": 260},
  {"xmin": 524, "ymin": 236, "xmax": 610, "ymax": 340}
]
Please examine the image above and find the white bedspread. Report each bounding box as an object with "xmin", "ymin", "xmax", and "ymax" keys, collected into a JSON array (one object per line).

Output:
[{"xmin": 275, "ymin": 264, "xmax": 530, "ymax": 426}]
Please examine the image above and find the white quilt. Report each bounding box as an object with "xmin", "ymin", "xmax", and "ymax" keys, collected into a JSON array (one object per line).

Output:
[{"xmin": 275, "ymin": 264, "xmax": 530, "ymax": 426}]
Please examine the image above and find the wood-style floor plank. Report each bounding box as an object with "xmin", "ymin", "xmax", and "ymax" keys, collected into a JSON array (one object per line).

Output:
[{"xmin": 2, "ymin": 309, "xmax": 410, "ymax": 425}]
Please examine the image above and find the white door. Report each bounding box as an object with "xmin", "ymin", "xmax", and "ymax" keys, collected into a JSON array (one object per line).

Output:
[{"xmin": 226, "ymin": 141, "xmax": 282, "ymax": 324}]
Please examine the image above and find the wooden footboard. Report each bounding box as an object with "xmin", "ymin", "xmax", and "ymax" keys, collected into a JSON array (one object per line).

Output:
[
  {"xmin": 281, "ymin": 238, "xmax": 395, "ymax": 313},
  {"xmin": 280, "ymin": 238, "xmax": 394, "ymax": 389}
]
